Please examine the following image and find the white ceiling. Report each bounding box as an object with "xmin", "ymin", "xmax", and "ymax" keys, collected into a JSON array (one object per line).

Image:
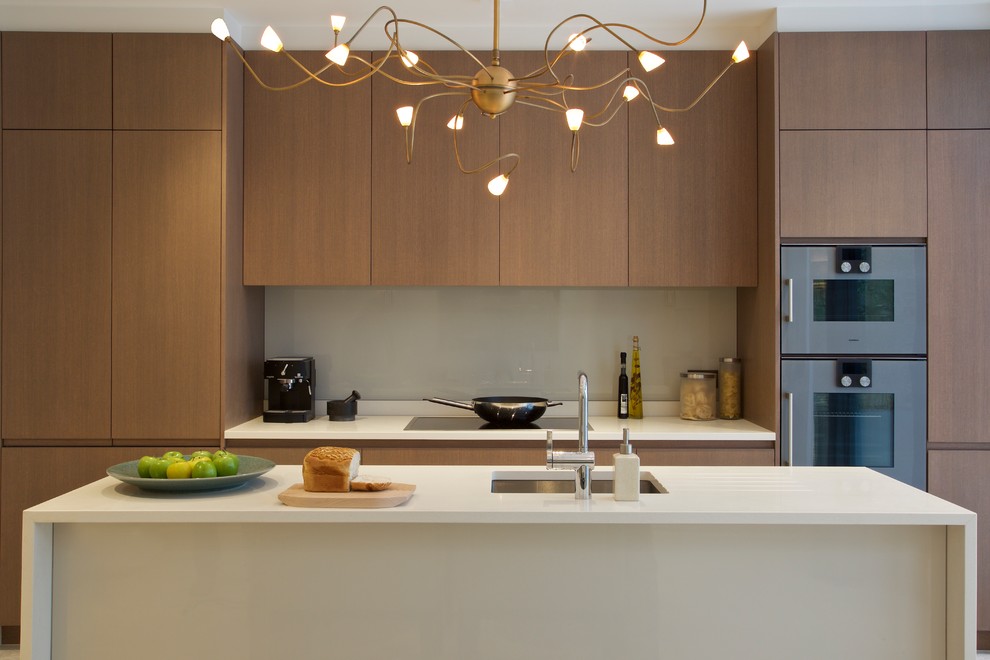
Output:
[{"xmin": 0, "ymin": 0, "xmax": 987, "ymax": 50}]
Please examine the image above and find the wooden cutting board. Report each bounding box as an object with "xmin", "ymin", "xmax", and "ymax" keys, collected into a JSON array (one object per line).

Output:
[{"xmin": 278, "ymin": 483, "xmax": 416, "ymax": 508}]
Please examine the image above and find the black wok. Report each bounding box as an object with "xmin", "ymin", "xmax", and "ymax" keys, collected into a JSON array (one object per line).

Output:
[{"xmin": 426, "ymin": 396, "xmax": 563, "ymax": 426}]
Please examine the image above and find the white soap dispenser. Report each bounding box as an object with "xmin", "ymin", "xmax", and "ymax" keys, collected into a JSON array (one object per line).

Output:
[{"xmin": 613, "ymin": 428, "xmax": 640, "ymax": 501}]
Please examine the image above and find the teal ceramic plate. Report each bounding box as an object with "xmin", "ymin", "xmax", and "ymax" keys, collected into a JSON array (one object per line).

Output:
[{"xmin": 107, "ymin": 455, "xmax": 276, "ymax": 492}]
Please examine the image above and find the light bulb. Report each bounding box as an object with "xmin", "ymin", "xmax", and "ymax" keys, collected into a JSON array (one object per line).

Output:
[
  {"xmin": 487, "ymin": 174, "xmax": 509, "ymax": 196},
  {"xmin": 260, "ymin": 26, "xmax": 283, "ymax": 53},
  {"xmin": 210, "ymin": 18, "xmax": 230, "ymax": 41},
  {"xmin": 326, "ymin": 44, "xmax": 350, "ymax": 66},
  {"xmin": 447, "ymin": 115, "xmax": 464, "ymax": 130},
  {"xmin": 396, "ymin": 106, "xmax": 414, "ymax": 127},
  {"xmin": 331, "ymin": 15, "xmax": 346, "ymax": 32},
  {"xmin": 400, "ymin": 51, "xmax": 420, "ymax": 68},
  {"xmin": 656, "ymin": 127, "xmax": 675, "ymax": 145},
  {"xmin": 567, "ymin": 33, "xmax": 587, "ymax": 52},
  {"xmin": 638, "ymin": 51, "xmax": 664, "ymax": 72},
  {"xmin": 565, "ymin": 108, "xmax": 584, "ymax": 131},
  {"xmin": 732, "ymin": 41, "xmax": 750, "ymax": 63},
  {"xmin": 622, "ymin": 85, "xmax": 640, "ymax": 102}
]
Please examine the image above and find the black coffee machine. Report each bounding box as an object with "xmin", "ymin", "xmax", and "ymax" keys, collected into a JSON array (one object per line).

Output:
[{"xmin": 264, "ymin": 357, "xmax": 315, "ymax": 423}]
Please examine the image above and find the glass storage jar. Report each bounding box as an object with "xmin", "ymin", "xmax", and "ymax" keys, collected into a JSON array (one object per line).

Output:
[
  {"xmin": 680, "ymin": 372, "xmax": 716, "ymax": 421},
  {"xmin": 717, "ymin": 357, "xmax": 742, "ymax": 420}
]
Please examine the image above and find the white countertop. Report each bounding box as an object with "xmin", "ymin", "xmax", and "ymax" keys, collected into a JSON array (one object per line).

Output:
[
  {"xmin": 224, "ymin": 414, "xmax": 774, "ymax": 442},
  {"xmin": 25, "ymin": 464, "xmax": 973, "ymax": 526}
]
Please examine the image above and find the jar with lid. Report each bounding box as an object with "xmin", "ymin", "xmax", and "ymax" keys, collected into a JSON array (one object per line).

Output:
[
  {"xmin": 717, "ymin": 357, "xmax": 742, "ymax": 420},
  {"xmin": 680, "ymin": 372, "xmax": 716, "ymax": 421}
]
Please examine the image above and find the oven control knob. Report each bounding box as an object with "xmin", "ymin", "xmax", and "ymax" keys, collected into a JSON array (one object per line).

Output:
[
  {"xmin": 859, "ymin": 376, "xmax": 871, "ymax": 387},
  {"xmin": 840, "ymin": 261, "xmax": 852, "ymax": 273},
  {"xmin": 859, "ymin": 262, "xmax": 871, "ymax": 273},
  {"xmin": 840, "ymin": 375, "xmax": 853, "ymax": 387}
]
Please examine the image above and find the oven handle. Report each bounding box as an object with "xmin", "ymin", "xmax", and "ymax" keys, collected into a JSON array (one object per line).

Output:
[
  {"xmin": 783, "ymin": 391, "xmax": 794, "ymax": 466},
  {"xmin": 783, "ymin": 278, "xmax": 794, "ymax": 323}
]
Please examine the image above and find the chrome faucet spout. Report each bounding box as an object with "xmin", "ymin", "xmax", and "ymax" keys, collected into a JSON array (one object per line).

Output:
[{"xmin": 545, "ymin": 371, "xmax": 595, "ymax": 500}]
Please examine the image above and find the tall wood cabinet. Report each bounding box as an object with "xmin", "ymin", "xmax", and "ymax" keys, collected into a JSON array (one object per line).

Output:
[
  {"xmin": 628, "ymin": 50, "xmax": 757, "ymax": 286},
  {"xmin": 1, "ymin": 132, "xmax": 112, "ymax": 443}
]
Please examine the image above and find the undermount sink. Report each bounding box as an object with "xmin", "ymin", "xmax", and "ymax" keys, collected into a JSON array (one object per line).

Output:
[{"xmin": 491, "ymin": 470, "xmax": 667, "ymax": 494}]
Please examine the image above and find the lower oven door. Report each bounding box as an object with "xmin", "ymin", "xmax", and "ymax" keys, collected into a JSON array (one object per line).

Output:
[{"xmin": 781, "ymin": 358, "xmax": 927, "ymax": 489}]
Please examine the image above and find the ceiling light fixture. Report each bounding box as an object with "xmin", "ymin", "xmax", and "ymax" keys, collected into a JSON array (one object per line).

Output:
[{"xmin": 210, "ymin": 1, "xmax": 749, "ymax": 197}]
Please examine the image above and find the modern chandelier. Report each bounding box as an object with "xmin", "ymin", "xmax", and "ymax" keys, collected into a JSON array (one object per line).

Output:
[{"xmin": 211, "ymin": 0, "xmax": 749, "ymax": 196}]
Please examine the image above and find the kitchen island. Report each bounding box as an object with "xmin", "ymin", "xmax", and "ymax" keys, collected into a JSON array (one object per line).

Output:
[{"xmin": 21, "ymin": 465, "xmax": 975, "ymax": 659}]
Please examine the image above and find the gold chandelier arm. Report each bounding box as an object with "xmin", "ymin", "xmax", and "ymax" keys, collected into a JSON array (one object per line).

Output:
[
  {"xmin": 549, "ymin": 68, "xmax": 631, "ymax": 93},
  {"xmin": 220, "ymin": 38, "xmax": 328, "ymax": 92},
  {"xmin": 348, "ymin": 53, "xmax": 450, "ymax": 87},
  {"xmin": 648, "ymin": 60, "xmax": 736, "ymax": 113},
  {"xmin": 451, "ymin": 99, "xmax": 519, "ymax": 178},
  {"xmin": 570, "ymin": 132, "xmax": 580, "ymax": 172},
  {"xmin": 581, "ymin": 79, "xmax": 630, "ymax": 123},
  {"xmin": 384, "ymin": 18, "xmax": 489, "ymax": 72},
  {"xmin": 344, "ymin": 6, "xmax": 402, "ymax": 49},
  {"xmin": 404, "ymin": 91, "xmax": 473, "ymax": 163},
  {"xmin": 515, "ymin": 96, "xmax": 568, "ymax": 112}
]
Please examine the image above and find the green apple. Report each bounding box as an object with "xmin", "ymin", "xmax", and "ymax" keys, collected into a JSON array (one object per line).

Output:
[
  {"xmin": 137, "ymin": 456, "xmax": 157, "ymax": 478},
  {"xmin": 190, "ymin": 450, "xmax": 214, "ymax": 460},
  {"xmin": 212, "ymin": 451, "xmax": 239, "ymax": 473},
  {"xmin": 212, "ymin": 454, "xmax": 239, "ymax": 477},
  {"xmin": 162, "ymin": 451, "xmax": 185, "ymax": 461},
  {"xmin": 190, "ymin": 460, "xmax": 218, "ymax": 479},
  {"xmin": 148, "ymin": 458, "xmax": 173, "ymax": 479}
]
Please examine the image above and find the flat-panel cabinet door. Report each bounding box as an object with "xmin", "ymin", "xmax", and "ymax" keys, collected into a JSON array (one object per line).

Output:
[
  {"xmin": 628, "ymin": 50, "xmax": 757, "ymax": 286},
  {"xmin": 112, "ymin": 131, "xmax": 222, "ymax": 444},
  {"xmin": 928, "ymin": 130, "xmax": 990, "ymax": 445},
  {"xmin": 927, "ymin": 31, "xmax": 990, "ymax": 130},
  {"xmin": 778, "ymin": 32, "xmax": 926, "ymax": 130},
  {"xmin": 498, "ymin": 51, "xmax": 628, "ymax": 286},
  {"xmin": 2, "ymin": 131, "xmax": 112, "ymax": 443},
  {"xmin": 779, "ymin": 130, "xmax": 927, "ymax": 238},
  {"xmin": 243, "ymin": 51, "xmax": 371, "ymax": 285},
  {"xmin": 371, "ymin": 51, "xmax": 499, "ymax": 286}
]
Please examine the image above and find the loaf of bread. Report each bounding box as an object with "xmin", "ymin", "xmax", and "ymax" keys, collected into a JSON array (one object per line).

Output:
[
  {"xmin": 302, "ymin": 446, "xmax": 360, "ymax": 492},
  {"xmin": 350, "ymin": 475, "xmax": 392, "ymax": 492}
]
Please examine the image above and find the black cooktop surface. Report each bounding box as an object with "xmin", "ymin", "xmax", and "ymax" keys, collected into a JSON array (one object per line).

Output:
[{"xmin": 404, "ymin": 416, "xmax": 588, "ymax": 431}]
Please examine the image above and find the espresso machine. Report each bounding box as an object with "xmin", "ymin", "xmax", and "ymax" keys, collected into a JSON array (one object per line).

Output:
[{"xmin": 264, "ymin": 357, "xmax": 315, "ymax": 423}]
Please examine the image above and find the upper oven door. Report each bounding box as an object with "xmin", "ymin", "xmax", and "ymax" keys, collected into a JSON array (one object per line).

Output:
[{"xmin": 781, "ymin": 245, "xmax": 927, "ymax": 355}]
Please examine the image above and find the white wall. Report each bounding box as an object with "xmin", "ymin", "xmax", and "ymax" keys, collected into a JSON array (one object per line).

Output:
[{"xmin": 265, "ymin": 287, "xmax": 737, "ymax": 402}]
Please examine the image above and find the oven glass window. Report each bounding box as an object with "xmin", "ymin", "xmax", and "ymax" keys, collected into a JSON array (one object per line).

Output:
[
  {"xmin": 813, "ymin": 280, "xmax": 895, "ymax": 322},
  {"xmin": 813, "ymin": 393, "xmax": 894, "ymax": 467}
]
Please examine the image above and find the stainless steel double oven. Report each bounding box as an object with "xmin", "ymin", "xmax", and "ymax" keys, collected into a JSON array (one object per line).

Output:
[{"xmin": 780, "ymin": 245, "xmax": 927, "ymax": 489}]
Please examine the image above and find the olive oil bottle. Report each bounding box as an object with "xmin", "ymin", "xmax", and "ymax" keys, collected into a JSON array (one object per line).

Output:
[{"xmin": 630, "ymin": 336, "xmax": 643, "ymax": 419}]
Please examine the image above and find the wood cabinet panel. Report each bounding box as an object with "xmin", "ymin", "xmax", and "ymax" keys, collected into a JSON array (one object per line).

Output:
[
  {"xmin": 927, "ymin": 31, "xmax": 990, "ymax": 129},
  {"xmin": 362, "ymin": 446, "xmax": 544, "ymax": 466},
  {"xmin": 371, "ymin": 51, "xmax": 500, "ymax": 285},
  {"xmin": 0, "ymin": 446, "xmax": 178, "ymax": 625},
  {"xmin": 1, "ymin": 131, "xmax": 112, "ymax": 442},
  {"xmin": 778, "ymin": 32, "xmax": 926, "ymax": 130},
  {"xmin": 928, "ymin": 449, "xmax": 990, "ymax": 633},
  {"xmin": 636, "ymin": 448, "xmax": 774, "ymax": 466},
  {"xmin": 230, "ymin": 447, "xmax": 312, "ymax": 465},
  {"xmin": 928, "ymin": 131, "xmax": 990, "ymax": 445},
  {"xmin": 112, "ymin": 33, "xmax": 221, "ymax": 130},
  {"xmin": 112, "ymin": 131, "xmax": 222, "ymax": 443},
  {"xmin": 243, "ymin": 51, "xmax": 371, "ymax": 285},
  {"xmin": 1, "ymin": 32, "xmax": 111, "ymax": 129},
  {"xmin": 498, "ymin": 51, "xmax": 628, "ymax": 286},
  {"xmin": 629, "ymin": 50, "xmax": 757, "ymax": 286},
  {"xmin": 779, "ymin": 130, "xmax": 927, "ymax": 238}
]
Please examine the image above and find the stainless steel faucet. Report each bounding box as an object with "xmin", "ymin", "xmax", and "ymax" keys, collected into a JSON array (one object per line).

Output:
[{"xmin": 546, "ymin": 371, "xmax": 595, "ymax": 499}]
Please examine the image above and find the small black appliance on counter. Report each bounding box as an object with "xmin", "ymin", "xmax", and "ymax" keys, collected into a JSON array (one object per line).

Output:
[{"xmin": 264, "ymin": 357, "xmax": 315, "ymax": 423}]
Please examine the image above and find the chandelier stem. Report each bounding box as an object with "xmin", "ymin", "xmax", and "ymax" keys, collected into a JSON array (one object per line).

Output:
[{"xmin": 492, "ymin": 0, "xmax": 501, "ymax": 66}]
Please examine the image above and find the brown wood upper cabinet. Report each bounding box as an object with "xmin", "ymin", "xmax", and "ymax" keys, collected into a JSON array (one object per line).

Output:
[
  {"xmin": 112, "ymin": 131, "xmax": 222, "ymax": 444},
  {"xmin": 112, "ymin": 33, "xmax": 221, "ymax": 130},
  {"xmin": 778, "ymin": 32, "xmax": 927, "ymax": 130},
  {"xmin": 242, "ymin": 50, "xmax": 371, "ymax": 285},
  {"xmin": 629, "ymin": 50, "xmax": 757, "ymax": 286},
  {"xmin": 1, "ymin": 131, "xmax": 112, "ymax": 444},
  {"xmin": 927, "ymin": 130, "xmax": 990, "ymax": 445},
  {"xmin": 927, "ymin": 31, "xmax": 990, "ymax": 129},
  {"xmin": 779, "ymin": 130, "xmax": 927, "ymax": 238},
  {"xmin": 498, "ymin": 51, "xmax": 628, "ymax": 287},
  {"xmin": 1, "ymin": 32, "xmax": 112, "ymax": 129},
  {"xmin": 371, "ymin": 51, "xmax": 500, "ymax": 286}
]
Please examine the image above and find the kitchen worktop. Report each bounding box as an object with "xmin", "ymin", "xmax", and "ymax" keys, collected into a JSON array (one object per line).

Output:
[
  {"xmin": 24, "ymin": 464, "xmax": 971, "ymax": 525},
  {"xmin": 224, "ymin": 410, "xmax": 774, "ymax": 442},
  {"xmin": 22, "ymin": 465, "xmax": 976, "ymax": 660}
]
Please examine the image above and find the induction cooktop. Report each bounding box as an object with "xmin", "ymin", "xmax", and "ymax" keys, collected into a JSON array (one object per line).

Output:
[{"xmin": 404, "ymin": 416, "xmax": 589, "ymax": 431}]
